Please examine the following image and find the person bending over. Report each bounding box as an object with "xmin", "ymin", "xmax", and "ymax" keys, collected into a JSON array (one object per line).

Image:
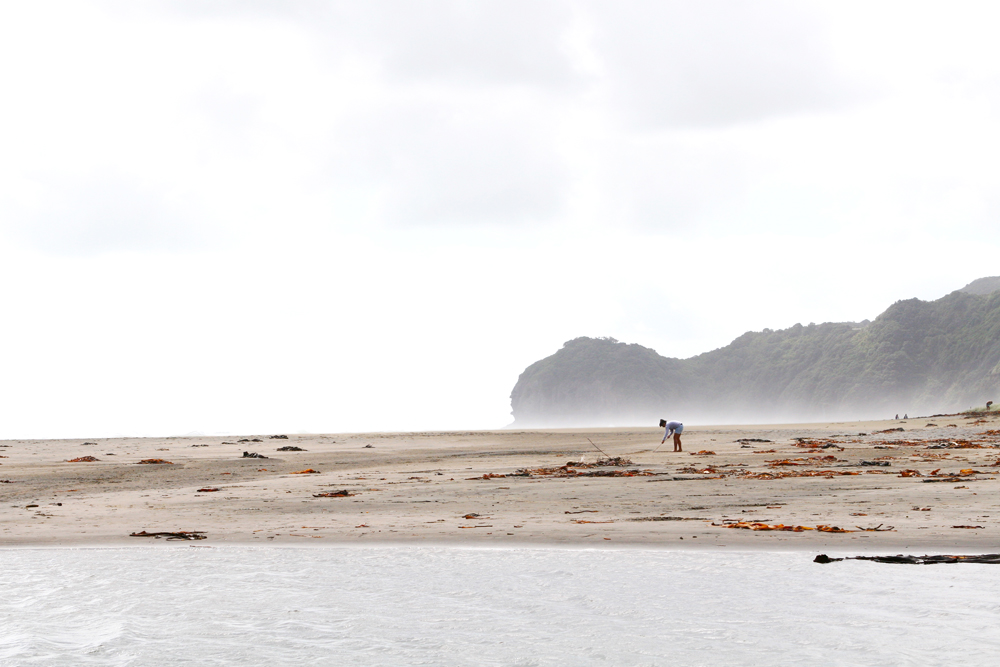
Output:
[{"xmin": 659, "ymin": 419, "xmax": 684, "ymax": 452}]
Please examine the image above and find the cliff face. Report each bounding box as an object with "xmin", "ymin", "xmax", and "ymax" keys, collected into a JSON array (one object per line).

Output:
[{"xmin": 509, "ymin": 283, "xmax": 1000, "ymax": 426}]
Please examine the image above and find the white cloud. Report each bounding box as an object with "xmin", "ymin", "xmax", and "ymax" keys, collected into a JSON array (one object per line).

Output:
[
  {"xmin": 590, "ymin": 0, "xmax": 861, "ymax": 129},
  {"xmin": 8, "ymin": 172, "xmax": 214, "ymax": 255},
  {"xmin": 333, "ymin": 98, "xmax": 570, "ymax": 226}
]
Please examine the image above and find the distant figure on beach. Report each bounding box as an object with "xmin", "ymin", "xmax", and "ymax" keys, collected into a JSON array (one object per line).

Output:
[
  {"xmin": 659, "ymin": 419, "xmax": 684, "ymax": 452},
  {"xmin": 894, "ymin": 414, "xmax": 899, "ymax": 420},
  {"xmin": 988, "ymin": 401, "xmax": 994, "ymax": 411},
  {"xmin": 903, "ymin": 414, "xmax": 908, "ymax": 419}
]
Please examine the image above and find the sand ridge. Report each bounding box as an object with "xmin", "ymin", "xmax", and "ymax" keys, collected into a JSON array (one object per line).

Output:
[{"xmin": 2, "ymin": 416, "xmax": 999, "ymax": 550}]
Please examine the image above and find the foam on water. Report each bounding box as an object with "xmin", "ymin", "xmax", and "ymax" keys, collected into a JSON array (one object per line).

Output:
[{"xmin": 1, "ymin": 546, "xmax": 998, "ymax": 666}]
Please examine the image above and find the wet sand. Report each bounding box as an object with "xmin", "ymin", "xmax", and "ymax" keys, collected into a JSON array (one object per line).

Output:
[{"xmin": 2, "ymin": 415, "xmax": 999, "ymax": 551}]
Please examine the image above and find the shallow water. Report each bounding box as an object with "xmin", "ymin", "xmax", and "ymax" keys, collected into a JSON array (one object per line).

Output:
[{"xmin": 1, "ymin": 546, "xmax": 998, "ymax": 666}]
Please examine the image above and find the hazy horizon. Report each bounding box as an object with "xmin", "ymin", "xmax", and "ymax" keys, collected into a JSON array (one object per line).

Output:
[{"xmin": 2, "ymin": 2, "xmax": 1000, "ymax": 439}]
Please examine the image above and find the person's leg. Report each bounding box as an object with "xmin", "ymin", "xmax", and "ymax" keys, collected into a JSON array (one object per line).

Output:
[{"xmin": 673, "ymin": 433, "xmax": 682, "ymax": 451}]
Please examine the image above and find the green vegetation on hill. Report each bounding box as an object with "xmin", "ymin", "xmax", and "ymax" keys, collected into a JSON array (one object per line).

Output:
[{"xmin": 510, "ymin": 281, "xmax": 1000, "ymax": 426}]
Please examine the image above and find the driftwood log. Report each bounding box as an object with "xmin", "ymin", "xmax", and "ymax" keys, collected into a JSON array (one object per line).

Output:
[
  {"xmin": 130, "ymin": 531, "xmax": 207, "ymax": 541},
  {"xmin": 815, "ymin": 553, "xmax": 1000, "ymax": 564}
]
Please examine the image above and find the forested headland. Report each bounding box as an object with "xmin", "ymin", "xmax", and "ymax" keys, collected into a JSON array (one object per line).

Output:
[{"xmin": 509, "ymin": 277, "xmax": 1000, "ymax": 426}]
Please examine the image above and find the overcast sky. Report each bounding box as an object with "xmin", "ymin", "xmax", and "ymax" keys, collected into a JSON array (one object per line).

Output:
[{"xmin": 1, "ymin": 1, "xmax": 999, "ymax": 438}]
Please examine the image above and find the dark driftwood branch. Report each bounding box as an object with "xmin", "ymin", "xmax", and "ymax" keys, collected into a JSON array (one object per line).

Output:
[
  {"xmin": 130, "ymin": 531, "xmax": 207, "ymax": 541},
  {"xmin": 815, "ymin": 553, "xmax": 1000, "ymax": 564}
]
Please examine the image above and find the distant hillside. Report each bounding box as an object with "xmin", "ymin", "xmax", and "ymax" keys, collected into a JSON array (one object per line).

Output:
[
  {"xmin": 510, "ymin": 280, "xmax": 1000, "ymax": 426},
  {"xmin": 960, "ymin": 276, "xmax": 1000, "ymax": 296}
]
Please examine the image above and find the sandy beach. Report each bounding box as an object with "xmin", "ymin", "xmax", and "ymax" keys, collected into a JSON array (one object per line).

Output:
[{"xmin": 2, "ymin": 415, "xmax": 999, "ymax": 551}]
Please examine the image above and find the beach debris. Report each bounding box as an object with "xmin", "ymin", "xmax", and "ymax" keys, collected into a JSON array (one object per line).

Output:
[
  {"xmin": 767, "ymin": 456, "xmax": 839, "ymax": 467},
  {"xmin": 572, "ymin": 520, "xmax": 613, "ymax": 524},
  {"xmin": 0, "ymin": 480, "xmax": 12, "ymax": 483},
  {"xmin": 137, "ymin": 459, "xmax": 173, "ymax": 464},
  {"xmin": 462, "ymin": 513, "xmax": 483, "ymax": 519},
  {"xmin": 714, "ymin": 522, "xmax": 814, "ymax": 531},
  {"xmin": 276, "ymin": 446, "xmax": 306, "ymax": 451},
  {"xmin": 355, "ymin": 524, "xmax": 369, "ymax": 528},
  {"xmin": 196, "ymin": 488, "xmax": 219, "ymax": 492},
  {"xmin": 565, "ymin": 457, "xmax": 633, "ymax": 467},
  {"xmin": 792, "ymin": 438, "xmax": 845, "ymax": 450},
  {"xmin": 714, "ymin": 521, "xmax": 854, "ymax": 533},
  {"xmin": 952, "ymin": 525, "xmax": 985, "ymax": 529},
  {"xmin": 80, "ymin": 442, "xmax": 97, "ymax": 446},
  {"xmin": 898, "ymin": 469, "xmax": 922, "ymax": 477},
  {"xmin": 874, "ymin": 427, "xmax": 905, "ymax": 433},
  {"xmin": 860, "ymin": 460, "xmax": 891, "ymax": 466},
  {"xmin": 363, "ymin": 444, "xmax": 373, "ymax": 448},
  {"xmin": 191, "ymin": 444, "xmax": 209, "ymax": 447},
  {"xmin": 925, "ymin": 423, "xmax": 938, "ymax": 427},
  {"xmin": 238, "ymin": 438, "xmax": 263, "ymax": 443},
  {"xmin": 242, "ymin": 451, "xmax": 268, "ymax": 458},
  {"xmin": 751, "ymin": 449, "xmax": 778, "ymax": 453},
  {"xmin": 716, "ymin": 468, "xmax": 861, "ymax": 480},
  {"xmin": 816, "ymin": 553, "xmax": 1000, "ymax": 564},
  {"xmin": 66, "ymin": 456, "xmax": 100, "ymax": 462},
  {"xmin": 856, "ymin": 525, "xmax": 896, "ymax": 532},
  {"xmin": 130, "ymin": 531, "xmax": 207, "ymax": 540},
  {"xmin": 508, "ymin": 466, "xmax": 665, "ymax": 479},
  {"xmin": 922, "ymin": 468, "xmax": 987, "ymax": 482},
  {"xmin": 269, "ymin": 435, "xmax": 288, "ymax": 439},
  {"xmin": 313, "ymin": 490, "xmax": 355, "ymax": 497},
  {"xmin": 565, "ymin": 510, "xmax": 599, "ymax": 514},
  {"xmin": 690, "ymin": 450, "xmax": 716, "ymax": 456},
  {"xmin": 736, "ymin": 438, "xmax": 771, "ymax": 443},
  {"xmin": 290, "ymin": 469, "xmax": 320, "ymax": 474},
  {"xmin": 629, "ymin": 516, "xmax": 710, "ymax": 521},
  {"xmin": 926, "ymin": 440, "xmax": 984, "ymax": 449}
]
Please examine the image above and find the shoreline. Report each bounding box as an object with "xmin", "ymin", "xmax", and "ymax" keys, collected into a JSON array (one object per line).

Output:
[
  {"xmin": 1, "ymin": 540, "xmax": 998, "ymax": 556},
  {"xmin": 3, "ymin": 415, "xmax": 999, "ymax": 550}
]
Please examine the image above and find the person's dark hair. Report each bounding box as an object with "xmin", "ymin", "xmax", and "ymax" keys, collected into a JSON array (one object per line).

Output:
[{"xmin": 659, "ymin": 419, "xmax": 667, "ymax": 427}]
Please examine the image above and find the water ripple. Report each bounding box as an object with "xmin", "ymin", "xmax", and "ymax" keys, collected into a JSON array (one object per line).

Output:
[{"xmin": 0, "ymin": 547, "xmax": 998, "ymax": 665}]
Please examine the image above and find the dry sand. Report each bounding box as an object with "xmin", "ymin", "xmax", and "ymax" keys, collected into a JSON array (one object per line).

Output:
[{"xmin": 2, "ymin": 415, "xmax": 1000, "ymax": 551}]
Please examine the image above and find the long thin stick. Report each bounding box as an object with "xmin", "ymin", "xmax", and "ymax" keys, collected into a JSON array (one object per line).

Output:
[{"xmin": 586, "ymin": 437, "xmax": 611, "ymax": 459}]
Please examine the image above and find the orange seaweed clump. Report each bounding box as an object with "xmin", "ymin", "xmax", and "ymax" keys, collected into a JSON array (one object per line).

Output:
[
  {"xmin": 690, "ymin": 450, "xmax": 716, "ymax": 456},
  {"xmin": 898, "ymin": 469, "xmax": 923, "ymax": 477},
  {"xmin": 290, "ymin": 469, "xmax": 320, "ymax": 474},
  {"xmin": 66, "ymin": 456, "xmax": 99, "ymax": 462},
  {"xmin": 734, "ymin": 469, "xmax": 859, "ymax": 480},
  {"xmin": 713, "ymin": 522, "xmax": 854, "ymax": 533},
  {"xmin": 766, "ymin": 455, "xmax": 839, "ymax": 467},
  {"xmin": 714, "ymin": 522, "xmax": 814, "ymax": 532},
  {"xmin": 137, "ymin": 458, "xmax": 172, "ymax": 464}
]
